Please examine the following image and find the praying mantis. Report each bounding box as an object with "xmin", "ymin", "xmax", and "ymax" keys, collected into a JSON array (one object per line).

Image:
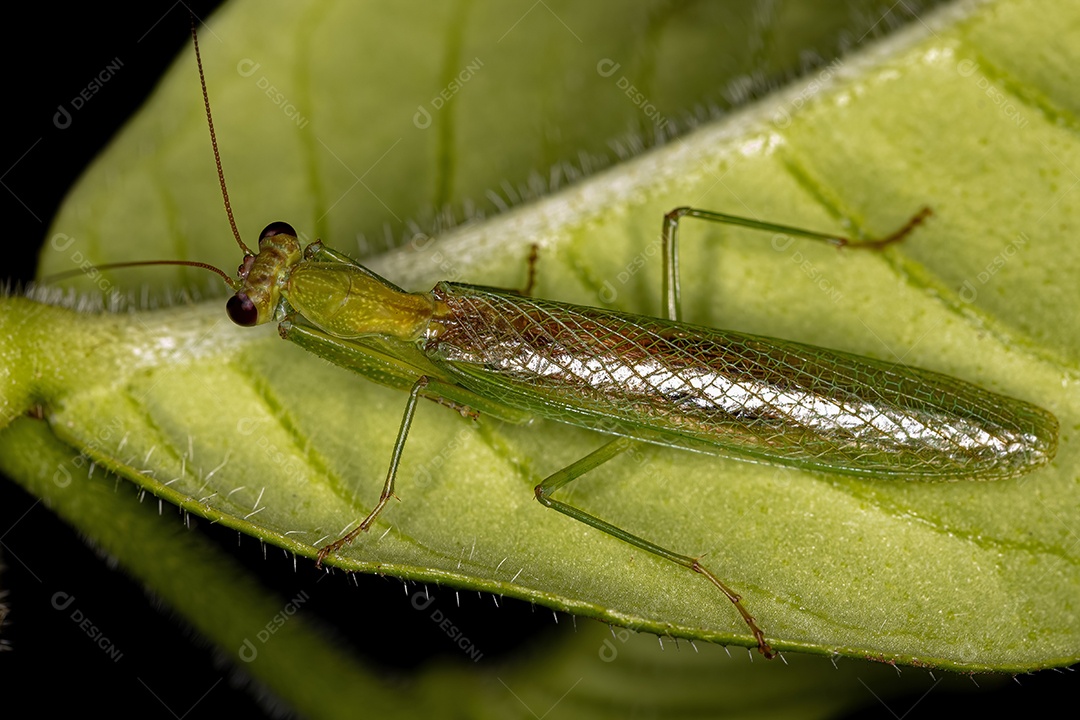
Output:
[
  {"xmin": 57, "ymin": 18, "xmax": 1055, "ymax": 660},
  {"xmin": 20, "ymin": 4, "xmax": 1072, "ymax": 671}
]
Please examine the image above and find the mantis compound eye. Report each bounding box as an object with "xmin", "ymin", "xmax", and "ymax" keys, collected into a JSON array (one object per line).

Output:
[
  {"xmin": 259, "ymin": 222, "xmax": 297, "ymax": 240},
  {"xmin": 226, "ymin": 292, "xmax": 259, "ymax": 326}
]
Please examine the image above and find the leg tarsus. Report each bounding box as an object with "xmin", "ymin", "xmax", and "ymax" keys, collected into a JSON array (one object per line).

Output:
[
  {"xmin": 691, "ymin": 559, "xmax": 774, "ymax": 659},
  {"xmin": 520, "ymin": 244, "xmax": 540, "ymax": 296},
  {"xmin": 834, "ymin": 206, "xmax": 934, "ymax": 249},
  {"xmin": 429, "ymin": 395, "xmax": 481, "ymax": 419},
  {"xmin": 316, "ymin": 376, "xmax": 430, "ymax": 568},
  {"xmin": 315, "ymin": 473, "xmax": 402, "ymax": 568}
]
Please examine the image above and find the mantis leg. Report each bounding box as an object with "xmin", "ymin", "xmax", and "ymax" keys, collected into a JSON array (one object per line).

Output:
[
  {"xmin": 533, "ymin": 437, "xmax": 775, "ymax": 658},
  {"xmin": 520, "ymin": 245, "xmax": 539, "ymax": 296},
  {"xmin": 281, "ymin": 319, "xmax": 531, "ymax": 424},
  {"xmin": 660, "ymin": 206, "xmax": 933, "ymax": 321},
  {"xmin": 315, "ymin": 375, "xmax": 479, "ymax": 567}
]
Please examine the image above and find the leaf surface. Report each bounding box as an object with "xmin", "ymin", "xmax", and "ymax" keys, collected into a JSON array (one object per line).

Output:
[{"xmin": 4, "ymin": 0, "xmax": 1077, "ymax": 699}]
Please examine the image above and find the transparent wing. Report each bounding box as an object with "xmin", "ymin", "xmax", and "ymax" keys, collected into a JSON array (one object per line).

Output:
[{"xmin": 426, "ymin": 283, "xmax": 1057, "ymax": 480}]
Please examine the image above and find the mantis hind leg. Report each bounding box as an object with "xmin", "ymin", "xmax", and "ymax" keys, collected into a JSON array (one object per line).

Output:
[
  {"xmin": 534, "ymin": 437, "xmax": 775, "ymax": 658},
  {"xmin": 659, "ymin": 206, "xmax": 933, "ymax": 321}
]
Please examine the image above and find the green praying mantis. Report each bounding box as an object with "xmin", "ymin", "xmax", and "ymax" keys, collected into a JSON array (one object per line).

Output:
[{"xmin": 60, "ymin": 19, "xmax": 1059, "ymax": 660}]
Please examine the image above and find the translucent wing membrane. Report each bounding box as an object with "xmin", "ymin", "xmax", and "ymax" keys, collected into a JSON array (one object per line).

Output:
[{"xmin": 427, "ymin": 284, "xmax": 1057, "ymax": 480}]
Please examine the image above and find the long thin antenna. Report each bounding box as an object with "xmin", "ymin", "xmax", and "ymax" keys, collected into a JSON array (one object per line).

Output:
[
  {"xmin": 190, "ymin": 14, "xmax": 255, "ymax": 257},
  {"xmin": 43, "ymin": 259, "xmax": 238, "ymax": 287}
]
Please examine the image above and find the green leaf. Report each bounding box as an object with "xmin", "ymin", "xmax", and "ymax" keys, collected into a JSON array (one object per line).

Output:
[
  {"xmin": 4, "ymin": 0, "xmax": 1077, "ymax": 714},
  {"xmin": 0, "ymin": 413, "xmax": 992, "ymax": 718}
]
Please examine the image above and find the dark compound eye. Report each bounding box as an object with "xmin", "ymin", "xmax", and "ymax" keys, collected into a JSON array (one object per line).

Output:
[
  {"xmin": 259, "ymin": 221, "xmax": 297, "ymax": 240},
  {"xmin": 226, "ymin": 293, "xmax": 259, "ymax": 327}
]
